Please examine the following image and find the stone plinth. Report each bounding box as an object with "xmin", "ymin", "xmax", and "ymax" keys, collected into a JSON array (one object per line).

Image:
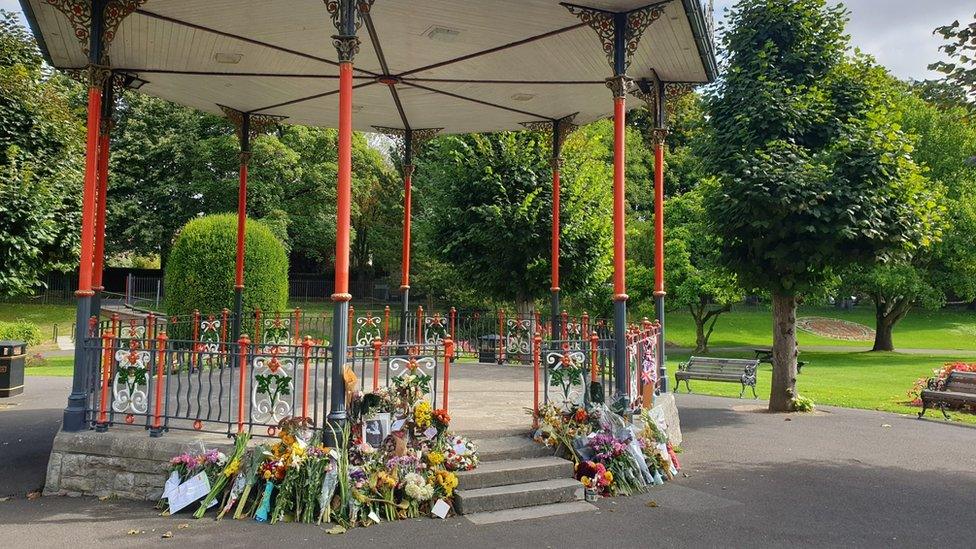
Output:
[
  {"xmin": 44, "ymin": 429, "xmax": 235, "ymax": 500},
  {"xmin": 648, "ymin": 392, "xmax": 682, "ymax": 446}
]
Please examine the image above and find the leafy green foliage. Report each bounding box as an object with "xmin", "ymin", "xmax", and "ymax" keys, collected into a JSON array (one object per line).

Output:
[
  {"xmin": 0, "ymin": 319, "xmax": 42, "ymax": 345},
  {"xmin": 163, "ymin": 214, "xmax": 288, "ymax": 318},
  {"xmin": 705, "ymin": 1, "xmax": 938, "ymax": 297},
  {"xmin": 631, "ymin": 187, "xmax": 743, "ymax": 351},
  {"xmin": 930, "ymin": 13, "xmax": 976, "ymax": 109},
  {"xmin": 0, "ymin": 11, "xmax": 83, "ymax": 296},
  {"xmin": 703, "ymin": 0, "xmax": 940, "ymax": 410},
  {"xmin": 413, "ymin": 124, "xmax": 627, "ymax": 312}
]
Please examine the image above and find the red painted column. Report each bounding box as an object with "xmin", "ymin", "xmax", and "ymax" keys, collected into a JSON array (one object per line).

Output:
[
  {"xmin": 653, "ymin": 140, "xmax": 665, "ymax": 298},
  {"xmin": 79, "ymin": 87, "xmax": 103, "ymax": 296},
  {"xmin": 92, "ymin": 124, "xmax": 110, "ymax": 295},
  {"xmin": 335, "ymin": 62, "xmax": 353, "ymax": 301},
  {"xmin": 235, "ymin": 161, "xmax": 248, "ymax": 289}
]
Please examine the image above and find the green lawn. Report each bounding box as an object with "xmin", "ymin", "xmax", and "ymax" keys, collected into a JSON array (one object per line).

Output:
[
  {"xmin": 25, "ymin": 355, "xmax": 74, "ymax": 376},
  {"xmin": 0, "ymin": 302, "xmax": 76, "ymax": 347},
  {"xmin": 656, "ymin": 306, "xmax": 976, "ymax": 351},
  {"xmin": 665, "ymin": 350, "xmax": 976, "ymax": 424}
]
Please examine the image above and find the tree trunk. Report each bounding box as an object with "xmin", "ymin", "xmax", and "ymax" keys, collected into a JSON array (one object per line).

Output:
[
  {"xmin": 769, "ymin": 292, "xmax": 798, "ymax": 412},
  {"xmin": 694, "ymin": 320, "xmax": 707, "ymax": 354},
  {"xmin": 872, "ymin": 318, "xmax": 894, "ymax": 351},
  {"xmin": 515, "ymin": 293, "xmax": 535, "ymax": 334}
]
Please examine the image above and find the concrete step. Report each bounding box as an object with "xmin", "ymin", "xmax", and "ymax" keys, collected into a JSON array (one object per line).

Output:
[
  {"xmin": 475, "ymin": 435, "xmax": 554, "ymax": 462},
  {"xmin": 465, "ymin": 501, "xmax": 598, "ymax": 525},
  {"xmin": 455, "ymin": 478, "xmax": 583, "ymax": 515},
  {"xmin": 456, "ymin": 456, "xmax": 574, "ymax": 491}
]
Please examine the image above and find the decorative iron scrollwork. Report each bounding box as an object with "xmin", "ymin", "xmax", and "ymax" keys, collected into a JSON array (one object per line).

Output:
[
  {"xmin": 324, "ymin": 0, "xmax": 375, "ymax": 62},
  {"xmin": 371, "ymin": 126, "xmax": 443, "ymax": 160},
  {"xmin": 519, "ymin": 113, "xmax": 578, "ymax": 158},
  {"xmin": 605, "ymin": 75, "xmax": 633, "ymax": 99},
  {"xmin": 564, "ymin": 1, "xmax": 670, "ymax": 72},
  {"xmin": 219, "ymin": 106, "xmax": 286, "ymax": 144},
  {"xmin": 44, "ymin": 0, "xmax": 147, "ymax": 61}
]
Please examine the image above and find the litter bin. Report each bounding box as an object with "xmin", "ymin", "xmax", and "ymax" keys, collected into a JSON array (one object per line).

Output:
[
  {"xmin": 478, "ymin": 335, "xmax": 502, "ymax": 364},
  {"xmin": 0, "ymin": 341, "xmax": 26, "ymax": 397}
]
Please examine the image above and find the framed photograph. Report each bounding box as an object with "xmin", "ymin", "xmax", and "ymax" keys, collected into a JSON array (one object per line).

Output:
[{"xmin": 364, "ymin": 412, "xmax": 391, "ymax": 447}]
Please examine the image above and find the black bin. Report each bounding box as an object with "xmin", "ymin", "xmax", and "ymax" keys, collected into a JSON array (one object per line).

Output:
[
  {"xmin": 478, "ymin": 335, "xmax": 502, "ymax": 363},
  {"xmin": 0, "ymin": 341, "xmax": 26, "ymax": 398}
]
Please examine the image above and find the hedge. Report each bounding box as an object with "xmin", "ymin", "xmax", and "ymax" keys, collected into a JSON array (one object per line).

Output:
[
  {"xmin": 0, "ymin": 320, "xmax": 42, "ymax": 345},
  {"xmin": 164, "ymin": 214, "xmax": 288, "ymax": 321}
]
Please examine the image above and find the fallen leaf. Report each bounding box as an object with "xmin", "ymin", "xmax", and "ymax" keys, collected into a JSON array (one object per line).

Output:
[
  {"xmin": 326, "ymin": 525, "xmax": 347, "ymax": 535},
  {"xmin": 98, "ymin": 495, "xmax": 110, "ymax": 501},
  {"xmin": 177, "ymin": 523, "xmax": 189, "ymax": 530},
  {"xmin": 161, "ymin": 531, "xmax": 173, "ymax": 539},
  {"xmin": 881, "ymin": 424, "xmax": 891, "ymax": 428},
  {"xmin": 784, "ymin": 418, "xmax": 792, "ymax": 422},
  {"xmin": 126, "ymin": 530, "xmax": 140, "ymax": 536},
  {"xmin": 0, "ymin": 496, "xmax": 10, "ymax": 502},
  {"xmin": 646, "ymin": 501, "xmax": 658, "ymax": 508},
  {"xmin": 26, "ymin": 491, "xmax": 41, "ymax": 500}
]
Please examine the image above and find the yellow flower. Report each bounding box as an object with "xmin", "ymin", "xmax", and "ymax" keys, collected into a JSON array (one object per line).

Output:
[
  {"xmin": 605, "ymin": 471, "xmax": 613, "ymax": 483},
  {"xmin": 223, "ymin": 458, "xmax": 241, "ymax": 477},
  {"xmin": 435, "ymin": 470, "xmax": 458, "ymax": 497},
  {"xmin": 414, "ymin": 400, "xmax": 432, "ymax": 428},
  {"xmin": 580, "ymin": 476, "xmax": 591, "ymax": 488},
  {"xmin": 427, "ymin": 451, "xmax": 445, "ymax": 466}
]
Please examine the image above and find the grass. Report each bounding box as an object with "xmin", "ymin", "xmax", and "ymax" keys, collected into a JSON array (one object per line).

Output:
[
  {"xmin": 657, "ymin": 305, "xmax": 976, "ymax": 351},
  {"xmin": 0, "ymin": 302, "xmax": 76, "ymax": 347},
  {"xmin": 25, "ymin": 355, "xmax": 74, "ymax": 377},
  {"xmin": 666, "ymin": 350, "xmax": 976, "ymax": 424}
]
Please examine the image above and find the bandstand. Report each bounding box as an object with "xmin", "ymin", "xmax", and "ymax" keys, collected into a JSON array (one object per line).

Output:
[{"xmin": 20, "ymin": 0, "xmax": 716, "ymax": 441}]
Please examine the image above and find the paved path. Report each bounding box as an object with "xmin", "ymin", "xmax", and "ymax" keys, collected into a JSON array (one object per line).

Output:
[{"xmin": 2, "ymin": 378, "xmax": 975, "ymax": 547}]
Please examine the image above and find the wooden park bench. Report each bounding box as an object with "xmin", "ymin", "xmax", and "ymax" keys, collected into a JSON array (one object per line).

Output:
[
  {"xmin": 675, "ymin": 356, "xmax": 759, "ymax": 398},
  {"xmin": 918, "ymin": 370, "xmax": 976, "ymax": 419}
]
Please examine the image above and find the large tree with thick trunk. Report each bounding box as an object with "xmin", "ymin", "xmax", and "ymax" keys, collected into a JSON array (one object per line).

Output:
[{"xmin": 704, "ymin": 0, "xmax": 939, "ymax": 412}]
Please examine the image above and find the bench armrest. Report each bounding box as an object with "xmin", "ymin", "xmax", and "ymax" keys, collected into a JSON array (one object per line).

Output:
[{"xmin": 926, "ymin": 377, "xmax": 946, "ymax": 391}]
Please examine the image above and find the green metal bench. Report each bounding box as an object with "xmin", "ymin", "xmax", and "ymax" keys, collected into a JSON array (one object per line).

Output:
[
  {"xmin": 919, "ymin": 370, "xmax": 976, "ymax": 419},
  {"xmin": 675, "ymin": 356, "xmax": 759, "ymax": 398}
]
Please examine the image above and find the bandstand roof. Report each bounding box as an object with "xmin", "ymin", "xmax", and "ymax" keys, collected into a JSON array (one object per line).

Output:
[{"xmin": 21, "ymin": 0, "xmax": 717, "ymax": 134}]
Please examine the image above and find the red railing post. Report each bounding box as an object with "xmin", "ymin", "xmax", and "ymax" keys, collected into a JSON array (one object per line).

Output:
[
  {"xmin": 442, "ymin": 337, "xmax": 454, "ymax": 412},
  {"xmin": 110, "ymin": 312, "xmax": 119, "ymax": 338},
  {"xmin": 348, "ymin": 305, "xmax": 355, "ymax": 347},
  {"xmin": 96, "ymin": 331, "xmax": 114, "ymax": 430},
  {"xmin": 237, "ymin": 335, "xmax": 250, "ymax": 433},
  {"xmin": 371, "ymin": 338, "xmax": 382, "ymax": 392},
  {"xmin": 191, "ymin": 309, "xmax": 200, "ymax": 370},
  {"xmin": 383, "ymin": 306, "xmax": 391, "ymax": 343},
  {"xmin": 151, "ymin": 331, "xmax": 168, "ymax": 435},
  {"xmin": 582, "ymin": 312, "xmax": 590, "ymax": 340},
  {"xmin": 301, "ymin": 336, "xmax": 312, "ymax": 419},
  {"xmin": 532, "ymin": 333, "xmax": 542, "ymax": 428},
  {"xmin": 561, "ymin": 309, "xmax": 569, "ymax": 341},
  {"xmin": 449, "ymin": 307, "xmax": 457, "ymax": 342},
  {"xmin": 146, "ymin": 312, "xmax": 155, "ymax": 341}
]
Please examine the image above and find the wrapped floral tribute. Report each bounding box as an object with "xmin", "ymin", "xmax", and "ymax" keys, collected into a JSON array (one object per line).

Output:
[
  {"xmin": 160, "ymin": 361, "xmax": 476, "ymax": 530},
  {"xmin": 532, "ymin": 403, "xmax": 680, "ymax": 498}
]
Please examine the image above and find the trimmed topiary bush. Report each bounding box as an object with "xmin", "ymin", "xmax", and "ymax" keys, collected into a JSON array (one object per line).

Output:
[{"xmin": 164, "ymin": 214, "xmax": 288, "ymax": 322}]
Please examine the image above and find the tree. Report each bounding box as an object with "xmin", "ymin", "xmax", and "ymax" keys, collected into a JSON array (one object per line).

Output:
[
  {"xmin": 0, "ymin": 11, "xmax": 83, "ymax": 296},
  {"xmin": 631, "ymin": 187, "xmax": 742, "ymax": 352},
  {"xmin": 414, "ymin": 123, "xmax": 627, "ymax": 316},
  {"xmin": 704, "ymin": 0, "xmax": 939, "ymax": 411},
  {"xmin": 852, "ymin": 87, "xmax": 976, "ymax": 350},
  {"xmin": 930, "ymin": 12, "xmax": 976, "ymax": 110}
]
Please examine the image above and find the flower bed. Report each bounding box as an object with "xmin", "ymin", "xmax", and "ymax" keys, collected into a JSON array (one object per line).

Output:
[
  {"xmin": 796, "ymin": 317, "xmax": 875, "ymax": 341},
  {"xmin": 532, "ymin": 403, "xmax": 680, "ymax": 499},
  {"xmin": 909, "ymin": 361, "xmax": 976, "ymax": 407},
  {"xmin": 157, "ymin": 367, "xmax": 477, "ymax": 530}
]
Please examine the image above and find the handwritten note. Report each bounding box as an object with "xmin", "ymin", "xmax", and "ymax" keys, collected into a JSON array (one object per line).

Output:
[
  {"xmin": 168, "ymin": 472, "xmax": 211, "ymax": 514},
  {"xmin": 431, "ymin": 499, "xmax": 451, "ymax": 519}
]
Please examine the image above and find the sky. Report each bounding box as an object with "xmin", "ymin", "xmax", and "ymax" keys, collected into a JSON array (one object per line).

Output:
[{"xmin": 1, "ymin": 0, "xmax": 972, "ymax": 81}]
